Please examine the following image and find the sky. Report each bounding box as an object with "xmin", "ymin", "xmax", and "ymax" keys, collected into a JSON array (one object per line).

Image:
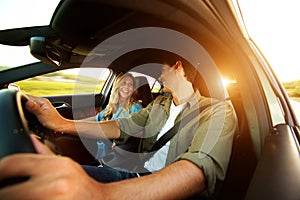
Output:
[
  {"xmin": 238, "ymin": 0, "xmax": 300, "ymax": 82},
  {"xmin": 0, "ymin": 0, "xmax": 299, "ymax": 83},
  {"xmin": 0, "ymin": 0, "xmax": 60, "ymax": 67}
]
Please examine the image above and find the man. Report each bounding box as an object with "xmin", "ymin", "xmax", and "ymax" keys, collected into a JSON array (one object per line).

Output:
[{"xmin": 0, "ymin": 60, "xmax": 237, "ymax": 199}]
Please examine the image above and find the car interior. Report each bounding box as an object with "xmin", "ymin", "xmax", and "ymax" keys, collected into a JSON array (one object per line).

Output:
[
  {"xmin": 1, "ymin": 0, "xmax": 299, "ymax": 199},
  {"xmin": 0, "ymin": 0, "xmax": 257, "ymax": 199},
  {"xmin": 23, "ymin": 52, "xmax": 255, "ymax": 199}
]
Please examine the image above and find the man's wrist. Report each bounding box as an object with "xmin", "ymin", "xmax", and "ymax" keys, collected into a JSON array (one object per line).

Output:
[{"xmin": 55, "ymin": 118, "xmax": 74, "ymax": 134}]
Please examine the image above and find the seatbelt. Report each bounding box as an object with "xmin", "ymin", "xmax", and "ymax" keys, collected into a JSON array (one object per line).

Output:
[
  {"xmin": 100, "ymin": 101, "xmax": 221, "ymax": 172},
  {"xmin": 143, "ymin": 102, "xmax": 218, "ymax": 162}
]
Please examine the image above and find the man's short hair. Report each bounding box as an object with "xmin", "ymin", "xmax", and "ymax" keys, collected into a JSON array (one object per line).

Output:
[{"xmin": 163, "ymin": 54, "xmax": 197, "ymax": 84}]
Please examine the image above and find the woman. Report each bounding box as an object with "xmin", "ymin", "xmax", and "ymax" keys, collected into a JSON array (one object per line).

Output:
[
  {"xmin": 95, "ymin": 73, "xmax": 143, "ymax": 158},
  {"xmin": 96, "ymin": 73, "xmax": 143, "ymax": 121}
]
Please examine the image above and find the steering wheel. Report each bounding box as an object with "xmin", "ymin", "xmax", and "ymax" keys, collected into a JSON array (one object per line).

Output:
[
  {"xmin": 0, "ymin": 89, "xmax": 37, "ymax": 158},
  {"xmin": 0, "ymin": 89, "xmax": 39, "ymax": 188},
  {"xmin": 0, "ymin": 88, "xmax": 98, "ymax": 161}
]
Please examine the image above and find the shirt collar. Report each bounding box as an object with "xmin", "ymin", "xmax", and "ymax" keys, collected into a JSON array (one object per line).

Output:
[
  {"xmin": 160, "ymin": 90, "xmax": 201, "ymax": 110},
  {"xmin": 181, "ymin": 89, "xmax": 201, "ymax": 109}
]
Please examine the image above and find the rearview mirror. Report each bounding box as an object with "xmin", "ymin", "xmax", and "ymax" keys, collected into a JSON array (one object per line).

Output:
[{"xmin": 30, "ymin": 36, "xmax": 62, "ymax": 66}]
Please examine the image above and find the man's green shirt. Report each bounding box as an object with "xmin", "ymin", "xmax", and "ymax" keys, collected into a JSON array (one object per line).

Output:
[{"xmin": 117, "ymin": 90, "xmax": 237, "ymax": 196}]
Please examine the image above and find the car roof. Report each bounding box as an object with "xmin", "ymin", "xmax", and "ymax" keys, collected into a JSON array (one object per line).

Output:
[
  {"xmin": 0, "ymin": 0, "xmax": 240, "ymax": 71},
  {"xmin": 1, "ymin": 0, "xmax": 246, "ymax": 100}
]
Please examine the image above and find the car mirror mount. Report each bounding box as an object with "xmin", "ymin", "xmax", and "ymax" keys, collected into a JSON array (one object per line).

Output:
[{"xmin": 30, "ymin": 36, "xmax": 62, "ymax": 67}]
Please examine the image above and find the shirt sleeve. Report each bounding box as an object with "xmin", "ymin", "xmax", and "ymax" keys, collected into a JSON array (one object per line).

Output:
[
  {"xmin": 129, "ymin": 103, "xmax": 143, "ymax": 113},
  {"xmin": 95, "ymin": 109, "xmax": 105, "ymax": 121},
  {"xmin": 178, "ymin": 101, "xmax": 237, "ymax": 197},
  {"xmin": 117, "ymin": 102, "xmax": 154, "ymax": 143}
]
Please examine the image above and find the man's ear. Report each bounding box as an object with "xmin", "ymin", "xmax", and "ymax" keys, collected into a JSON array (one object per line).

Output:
[{"xmin": 176, "ymin": 61, "xmax": 185, "ymax": 76}]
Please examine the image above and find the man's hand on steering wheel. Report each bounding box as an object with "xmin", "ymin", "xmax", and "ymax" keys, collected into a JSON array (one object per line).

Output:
[{"xmin": 25, "ymin": 95, "xmax": 68, "ymax": 133}]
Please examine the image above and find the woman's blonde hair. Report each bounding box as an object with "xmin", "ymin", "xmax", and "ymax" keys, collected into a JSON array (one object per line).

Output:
[{"xmin": 103, "ymin": 73, "xmax": 139, "ymax": 120}]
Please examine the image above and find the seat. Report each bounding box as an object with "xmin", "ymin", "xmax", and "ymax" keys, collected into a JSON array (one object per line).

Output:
[
  {"xmin": 211, "ymin": 85, "xmax": 257, "ymax": 200},
  {"xmin": 134, "ymin": 76, "xmax": 153, "ymax": 107},
  {"xmin": 190, "ymin": 72, "xmax": 257, "ymax": 199}
]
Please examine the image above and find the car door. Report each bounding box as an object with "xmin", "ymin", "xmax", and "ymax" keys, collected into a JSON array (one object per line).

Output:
[
  {"xmin": 7, "ymin": 66, "xmax": 112, "ymax": 164},
  {"xmin": 243, "ymin": 41, "xmax": 300, "ymax": 200},
  {"xmin": 13, "ymin": 67, "xmax": 111, "ymax": 120}
]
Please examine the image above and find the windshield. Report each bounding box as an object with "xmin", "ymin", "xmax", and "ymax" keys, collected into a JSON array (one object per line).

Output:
[
  {"xmin": 0, "ymin": 0, "xmax": 61, "ymax": 71},
  {"xmin": 236, "ymin": 0, "xmax": 300, "ymax": 122}
]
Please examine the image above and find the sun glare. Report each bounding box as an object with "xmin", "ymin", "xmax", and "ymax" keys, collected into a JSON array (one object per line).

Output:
[
  {"xmin": 238, "ymin": 0, "xmax": 300, "ymax": 82},
  {"xmin": 222, "ymin": 78, "xmax": 237, "ymax": 88}
]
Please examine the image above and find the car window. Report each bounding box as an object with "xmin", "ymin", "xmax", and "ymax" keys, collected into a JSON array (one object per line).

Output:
[
  {"xmin": 0, "ymin": 45, "xmax": 40, "ymax": 71},
  {"xmin": 13, "ymin": 68, "xmax": 110, "ymax": 96},
  {"xmin": 0, "ymin": 0, "xmax": 60, "ymax": 30},
  {"xmin": 251, "ymin": 55, "xmax": 286, "ymax": 126},
  {"xmin": 0, "ymin": 0, "xmax": 60, "ymax": 71},
  {"xmin": 130, "ymin": 71, "xmax": 162, "ymax": 93}
]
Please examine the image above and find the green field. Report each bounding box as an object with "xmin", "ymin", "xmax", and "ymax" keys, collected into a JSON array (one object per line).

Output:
[
  {"xmin": 283, "ymin": 80, "xmax": 300, "ymax": 102},
  {"xmin": 12, "ymin": 71, "xmax": 105, "ymax": 96},
  {"xmin": 15, "ymin": 80, "xmax": 103, "ymax": 96}
]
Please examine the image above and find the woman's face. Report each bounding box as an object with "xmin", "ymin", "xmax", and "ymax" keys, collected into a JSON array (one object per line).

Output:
[{"xmin": 118, "ymin": 76, "xmax": 134, "ymax": 101}]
